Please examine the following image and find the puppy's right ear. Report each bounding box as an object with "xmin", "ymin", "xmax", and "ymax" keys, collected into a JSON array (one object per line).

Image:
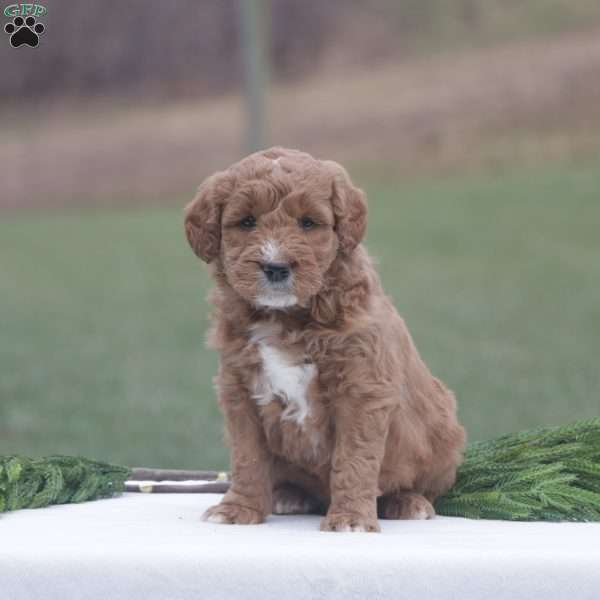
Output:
[{"xmin": 184, "ymin": 171, "xmax": 233, "ymax": 263}]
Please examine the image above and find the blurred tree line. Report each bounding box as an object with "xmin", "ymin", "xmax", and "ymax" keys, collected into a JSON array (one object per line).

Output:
[
  {"xmin": 2, "ymin": 0, "xmax": 599, "ymax": 105},
  {"xmin": 1, "ymin": 0, "xmax": 335, "ymax": 102}
]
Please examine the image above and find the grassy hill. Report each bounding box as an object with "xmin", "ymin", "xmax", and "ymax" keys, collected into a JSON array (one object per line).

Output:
[{"xmin": 1, "ymin": 161, "xmax": 598, "ymax": 469}]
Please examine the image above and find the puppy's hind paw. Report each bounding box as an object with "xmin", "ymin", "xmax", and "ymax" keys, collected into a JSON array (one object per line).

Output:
[
  {"xmin": 378, "ymin": 492, "xmax": 435, "ymax": 520},
  {"xmin": 320, "ymin": 513, "xmax": 380, "ymax": 533},
  {"xmin": 272, "ymin": 484, "xmax": 322, "ymax": 515},
  {"xmin": 202, "ymin": 502, "xmax": 265, "ymax": 525}
]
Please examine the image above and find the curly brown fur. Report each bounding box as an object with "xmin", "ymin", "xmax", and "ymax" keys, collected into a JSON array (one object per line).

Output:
[{"xmin": 184, "ymin": 147, "xmax": 466, "ymax": 532}]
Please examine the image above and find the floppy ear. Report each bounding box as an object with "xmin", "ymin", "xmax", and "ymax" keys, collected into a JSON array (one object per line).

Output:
[
  {"xmin": 324, "ymin": 161, "xmax": 367, "ymax": 254},
  {"xmin": 184, "ymin": 171, "xmax": 233, "ymax": 263}
]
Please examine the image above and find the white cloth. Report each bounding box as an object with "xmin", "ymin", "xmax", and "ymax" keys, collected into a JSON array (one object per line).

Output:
[{"xmin": 1, "ymin": 492, "xmax": 599, "ymax": 600}]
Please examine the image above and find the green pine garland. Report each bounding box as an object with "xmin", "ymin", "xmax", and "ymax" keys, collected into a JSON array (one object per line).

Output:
[
  {"xmin": 0, "ymin": 455, "xmax": 130, "ymax": 513},
  {"xmin": 435, "ymin": 417, "xmax": 600, "ymax": 521},
  {"xmin": 2, "ymin": 418, "xmax": 599, "ymax": 521}
]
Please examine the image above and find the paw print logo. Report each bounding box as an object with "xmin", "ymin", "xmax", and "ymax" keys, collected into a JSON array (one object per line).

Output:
[{"xmin": 4, "ymin": 15, "xmax": 45, "ymax": 47}]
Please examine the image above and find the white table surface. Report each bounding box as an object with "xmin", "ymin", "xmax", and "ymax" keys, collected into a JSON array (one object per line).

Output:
[{"xmin": 1, "ymin": 492, "xmax": 599, "ymax": 600}]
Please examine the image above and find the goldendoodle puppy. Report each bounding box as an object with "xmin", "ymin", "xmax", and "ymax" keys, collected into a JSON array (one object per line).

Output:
[{"xmin": 184, "ymin": 147, "xmax": 465, "ymax": 532}]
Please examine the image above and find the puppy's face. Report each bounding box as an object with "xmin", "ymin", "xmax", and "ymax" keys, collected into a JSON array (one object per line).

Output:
[
  {"xmin": 220, "ymin": 185, "xmax": 337, "ymax": 308},
  {"xmin": 184, "ymin": 149, "xmax": 367, "ymax": 310}
]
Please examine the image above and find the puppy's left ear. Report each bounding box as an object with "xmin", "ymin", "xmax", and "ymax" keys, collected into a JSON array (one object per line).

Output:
[
  {"xmin": 324, "ymin": 161, "xmax": 367, "ymax": 254},
  {"xmin": 184, "ymin": 171, "xmax": 233, "ymax": 263}
]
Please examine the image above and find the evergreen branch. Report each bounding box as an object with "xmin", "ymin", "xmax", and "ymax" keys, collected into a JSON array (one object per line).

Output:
[
  {"xmin": 436, "ymin": 418, "xmax": 600, "ymax": 521},
  {"xmin": 0, "ymin": 456, "xmax": 130, "ymax": 514}
]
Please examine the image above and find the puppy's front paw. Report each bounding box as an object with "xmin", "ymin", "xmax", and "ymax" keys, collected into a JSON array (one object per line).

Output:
[
  {"xmin": 202, "ymin": 502, "xmax": 265, "ymax": 525},
  {"xmin": 320, "ymin": 513, "xmax": 380, "ymax": 533}
]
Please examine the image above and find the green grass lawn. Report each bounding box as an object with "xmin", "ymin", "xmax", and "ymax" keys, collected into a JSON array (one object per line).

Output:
[{"xmin": 1, "ymin": 162, "xmax": 599, "ymax": 469}]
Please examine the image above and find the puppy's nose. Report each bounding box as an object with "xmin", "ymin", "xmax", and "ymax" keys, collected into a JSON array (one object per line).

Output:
[{"xmin": 262, "ymin": 262, "xmax": 291, "ymax": 283}]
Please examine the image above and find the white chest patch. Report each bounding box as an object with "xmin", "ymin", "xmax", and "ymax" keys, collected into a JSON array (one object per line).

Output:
[{"xmin": 253, "ymin": 343, "xmax": 316, "ymax": 425}]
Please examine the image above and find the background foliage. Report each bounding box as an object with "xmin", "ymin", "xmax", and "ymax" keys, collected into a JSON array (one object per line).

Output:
[{"xmin": 1, "ymin": 1, "xmax": 599, "ymax": 469}]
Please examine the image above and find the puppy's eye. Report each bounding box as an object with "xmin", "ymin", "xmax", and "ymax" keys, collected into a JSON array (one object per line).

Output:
[
  {"xmin": 300, "ymin": 216, "xmax": 315, "ymax": 230},
  {"xmin": 239, "ymin": 216, "xmax": 256, "ymax": 230}
]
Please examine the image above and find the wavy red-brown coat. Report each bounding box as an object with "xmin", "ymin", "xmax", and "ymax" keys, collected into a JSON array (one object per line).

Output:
[{"xmin": 184, "ymin": 147, "xmax": 465, "ymax": 532}]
